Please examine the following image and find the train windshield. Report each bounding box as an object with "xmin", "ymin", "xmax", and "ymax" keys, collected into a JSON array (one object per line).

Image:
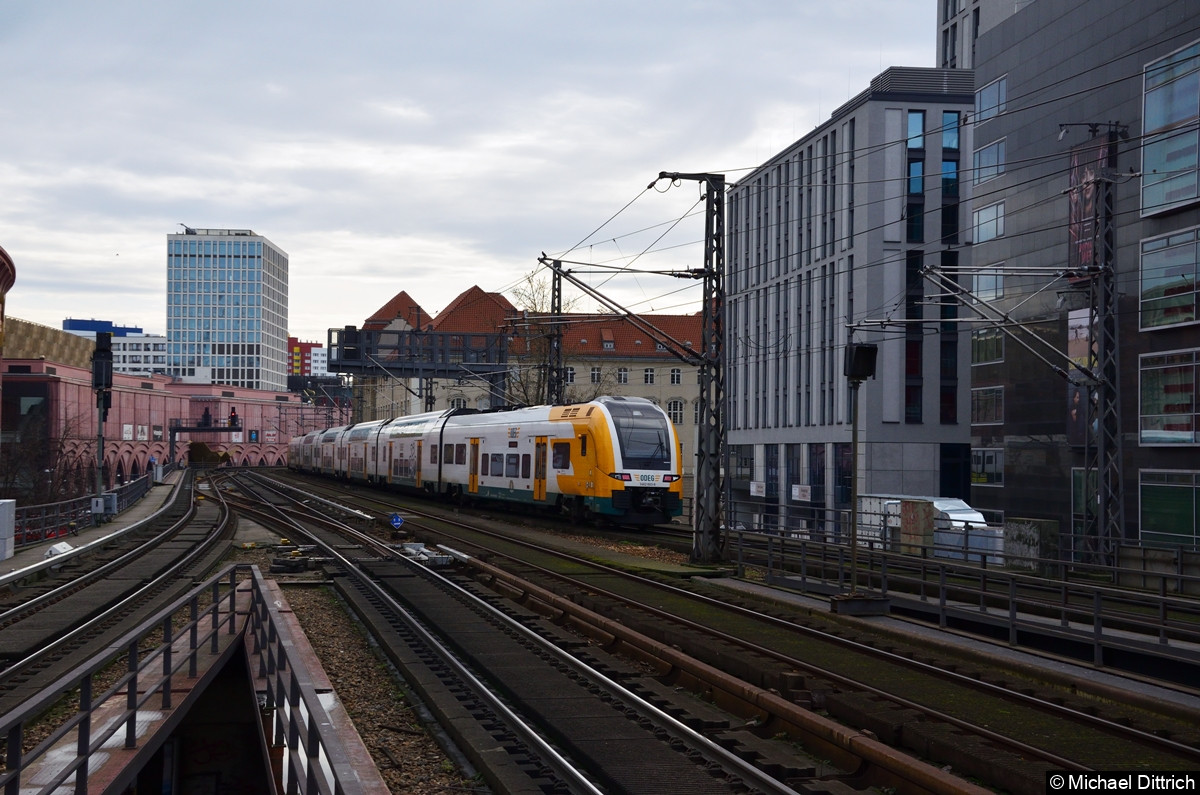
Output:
[{"xmin": 607, "ymin": 402, "xmax": 672, "ymax": 471}]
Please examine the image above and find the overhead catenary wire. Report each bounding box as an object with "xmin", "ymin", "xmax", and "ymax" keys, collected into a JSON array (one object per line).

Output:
[{"xmin": 491, "ymin": 21, "xmax": 1200, "ymax": 328}]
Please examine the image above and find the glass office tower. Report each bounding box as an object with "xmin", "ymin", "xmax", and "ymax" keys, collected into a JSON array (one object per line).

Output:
[{"xmin": 166, "ymin": 227, "xmax": 289, "ymax": 391}]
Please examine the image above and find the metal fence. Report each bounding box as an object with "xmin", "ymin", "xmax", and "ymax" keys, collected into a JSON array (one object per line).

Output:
[{"xmin": 13, "ymin": 463, "xmax": 177, "ymax": 549}]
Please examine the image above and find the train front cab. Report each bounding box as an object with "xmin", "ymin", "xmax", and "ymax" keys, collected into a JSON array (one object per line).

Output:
[
  {"xmin": 552, "ymin": 399, "xmax": 682, "ymax": 525},
  {"xmin": 595, "ymin": 398, "xmax": 682, "ymax": 524}
]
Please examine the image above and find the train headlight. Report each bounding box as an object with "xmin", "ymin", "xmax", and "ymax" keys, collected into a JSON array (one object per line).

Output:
[
  {"xmin": 607, "ymin": 472, "xmax": 632, "ymax": 482},
  {"xmin": 662, "ymin": 474, "xmax": 680, "ymax": 482}
]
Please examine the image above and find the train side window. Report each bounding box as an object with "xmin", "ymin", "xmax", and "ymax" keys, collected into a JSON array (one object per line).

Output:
[
  {"xmin": 552, "ymin": 442, "xmax": 570, "ymax": 469},
  {"xmin": 491, "ymin": 453, "xmax": 503, "ymax": 473},
  {"xmin": 521, "ymin": 454, "xmax": 531, "ymax": 479},
  {"xmin": 481, "ymin": 454, "xmax": 490, "ymax": 476},
  {"xmin": 430, "ymin": 444, "xmax": 438, "ymax": 464},
  {"xmin": 506, "ymin": 453, "xmax": 520, "ymax": 478},
  {"xmin": 442, "ymin": 444, "xmax": 453, "ymax": 464},
  {"xmin": 579, "ymin": 434, "xmax": 588, "ymax": 457},
  {"xmin": 455, "ymin": 444, "xmax": 466, "ymax": 465}
]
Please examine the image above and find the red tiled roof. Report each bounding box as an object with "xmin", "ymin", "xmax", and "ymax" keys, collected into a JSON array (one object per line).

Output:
[
  {"xmin": 559, "ymin": 313, "xmax": 701, "ymax": 359},
  {"xmin": 430, "ymin": 286, "xmax": 516, "ymax": 333},
  {"xmin": 365, "ymin": 284, "xmax": 700, "ymax": 361},
  {"xmin": 363, "ymin": 291, "xmax": 429, "ymax": 331}
]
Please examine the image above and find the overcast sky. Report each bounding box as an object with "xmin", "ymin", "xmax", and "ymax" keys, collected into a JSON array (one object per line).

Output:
[{"xmin": 2, "ymin": 1, "xmax": 933, "ymax": 343}]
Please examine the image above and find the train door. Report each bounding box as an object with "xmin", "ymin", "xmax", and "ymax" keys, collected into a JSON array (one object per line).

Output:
[
  {"xmin": 415, "ymin": 440, "xmax": 423, "ymax": 488},
  {"xmin": 385, "ymin": 440, "xmax": 393, "ymax": 485},
  {"xmin": 469, "ymin": 438, "xmax": 480, "ymax": 494},
  {"xmin": 534, "ymin": 437, "xmax": 548, "ymax": 501}
]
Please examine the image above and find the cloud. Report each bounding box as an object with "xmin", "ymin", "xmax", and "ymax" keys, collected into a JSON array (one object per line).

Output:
[{"xmin": 0, "ymin": 0, "xmax": 931, "ymax": 343}]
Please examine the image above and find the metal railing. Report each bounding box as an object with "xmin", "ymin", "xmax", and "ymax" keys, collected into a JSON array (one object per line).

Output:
[
  {"xmin": 0, "ymin": 566, "xmax": 243, "ymax": 795},
  {"xmin": 245, "ymin": 566, "xmax": 387, "ymax": 794},
  {"xmin": 1, "ymin": 564, "xmax": 380, "ymax": 795},
  {"xmin": 723, "ymin": 497, "xmax": 1200, "ymax": 589},
  {"xmin": 12, "ymin": 463, "xmax": 178, "ymax": 549},
  {"xmin": 733, "ymin": 527, "xmax": 1200, "ymax": 675}
]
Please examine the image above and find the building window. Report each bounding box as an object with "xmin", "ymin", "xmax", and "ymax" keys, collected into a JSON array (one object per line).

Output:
[
  {"xmin": 971, "ymin": 386, "xmax": 1004, "ymax": 424},
  {"xmin": 603, "ymin": 340, "xmax": 614, "ymax": 350},
  {"xmin": 975, "ymin": 75, "xmax": 1007, "ymax": 122},
  {"xmin": 565, "ymin": 366, "xmax": 575, "ymax": 384},
  {"xmin": 974, "ymin": 266, "xmax": 1005, "ymax": 301},
  {"xmin": 1140, "ymin": 350, "xmax": 1199, "ymax": 445},
  {"xmin": 449, "ymin": 397, "xmax": 467, "ymax": 410},
  {"xmin": 908, "ymin": 160, "xmax": 924, "ymax": 194},
  {"xmin": 907, "ymin": 110, "xmax": 925, "ymax": 149},
  {"xmin": 971, "ymin": 327, "xmax": 1004, "ymax": 364},
  {"xmin": 617, "ymin": 367, "xmax": 628, "ymax": 384},
  {"xmin": 590, "ymin": 366, "xmax": 602, "ymax": 383},
  {"xmin": 941, "ymin": 160, "xmax": 959, "ymax": 197},
  {"xmin": 1143, "ymin": 40, "xmax": 1200, "ymax": 215},
  {"xmin": 971, "ymin": 448, "xmax": 1004, "ymax": 485},
  {"xmin": 906, "ymin": 203, "xmax": 925, "ymax": 243},
  {"xmin": 643, "ymin": 368, "xmax": 655, "ymax": 385},
  {"xmin": 940, "ymin": 385, "xmax": 958, "ymax": 424},
  {"xmin": 1140, "ymin": 471, "xmax": 1200, "ymax": 549},
  {"xmin": 942, "ymin": 111, "xmax": 960, "ymax": 151},
  {"xmin": 973, "ymin": 202, "xmax": 1004, "ymax": 243},
  {"xmin": 973, "ymin": 139, "xmax": 1006, "ymax": 184},
  {"xmin": 667, "ymin": 399, "xmax": 684, "ymax": 424},
  {"xmin": 670, "ymin": 367, "xmax": 681, "ymax": 385},
  {"xmin": 1140, "ymin": 227, "xmax": 1199, "ymax": 329}
]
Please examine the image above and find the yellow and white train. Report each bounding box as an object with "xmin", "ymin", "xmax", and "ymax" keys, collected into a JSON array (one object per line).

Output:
[{"xmin": 288, "ymin": 396, "xmax": 683, "ymax": 525}]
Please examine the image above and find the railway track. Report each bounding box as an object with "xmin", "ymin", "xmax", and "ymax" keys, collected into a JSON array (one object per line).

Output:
[
  {"xmin": 256, "ymin": 470, "xmax": 1200, "ymax": 795},
  {"xmin": 0, "ymin": 471, "xmax": 237, "ymax": 717},
  {"xmin": 231, "ymin": 471, "xmax": 858, "ymax": 794}
]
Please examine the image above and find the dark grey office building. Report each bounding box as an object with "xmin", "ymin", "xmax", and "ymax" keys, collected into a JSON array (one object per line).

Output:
[{"xmin": 960, "ymin": 0, "xmax": 1200, "ymax": 553}]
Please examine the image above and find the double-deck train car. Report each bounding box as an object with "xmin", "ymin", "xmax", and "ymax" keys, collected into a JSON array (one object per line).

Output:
[{"xmin": 288, "ymin": 396, "xmax": 683, "ymax": 525}]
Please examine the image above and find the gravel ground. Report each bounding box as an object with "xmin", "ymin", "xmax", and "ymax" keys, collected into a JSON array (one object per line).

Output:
[
  {"xmin": 231, "ymin": 547, "xmax": 481, "ymax": 793},
  {"xmin": 230, "ymin": 534, "xmax": 688, "ymax": 793}
]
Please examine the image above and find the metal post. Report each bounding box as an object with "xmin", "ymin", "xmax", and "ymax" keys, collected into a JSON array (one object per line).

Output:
[
  {"xmin": 96, "ymin": 402, "xmax": 104, "ymax": 500},
  {"xmin": 849, "ymin": 378, "xmax": 861, "ymax": 594},
  {"xmin": 547, "ymin": 260, "xmax": 564, "ymax": 405}
]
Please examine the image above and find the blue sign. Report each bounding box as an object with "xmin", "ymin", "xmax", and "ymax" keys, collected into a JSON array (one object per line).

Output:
[{"xmin": 390, "ymin": 513, "xmax": 404, "ymax": 529}]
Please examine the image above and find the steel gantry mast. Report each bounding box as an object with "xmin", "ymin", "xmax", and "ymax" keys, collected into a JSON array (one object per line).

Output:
[
  {"xmin": 536, "ymin": 170, "xmax": 727, "ymax": 563},
  {"xmin": 1083, "ymin": 138, "xmax": 1125, "ymax": 563},
  {"xmin": 664, "ymin": 172, "xmax": 727, "ymax": 564}
]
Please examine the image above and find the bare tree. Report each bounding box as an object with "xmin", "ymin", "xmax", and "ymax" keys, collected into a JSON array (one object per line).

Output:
[
  {"xmin": 506, "ymin": 267, "xmax": 618, "ymax": 405},
  {"xmin": 0, "ymin": 404, "xmax": 92, "ymax": 504}
]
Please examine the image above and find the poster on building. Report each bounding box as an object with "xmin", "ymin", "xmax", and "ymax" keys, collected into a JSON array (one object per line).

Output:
[
  {"xmin": 265, "ymin": 429, "xmax": 277, "ymax": 443},
  {"xmin": 136, "ymin": 425, "xmax": 148, "ymax": 441},
  {"xmin": 122, "ymin": 424, "xmax": 134, "ymax": 441},
  {"xmin": 1066, "ymin": 308, "xmax": 1091, "ymax": 446},
  {"xmin": 153, "ymin": 425, "xmax": 163, "ymax": 441},
  {"xmin": 1067, "ymin": 138, "xmax": 1108, "ymax": 281}
]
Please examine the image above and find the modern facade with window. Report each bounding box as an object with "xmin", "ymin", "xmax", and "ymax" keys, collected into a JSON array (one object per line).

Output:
[
  {"xmin": 936, "ymin": 0, "xmax": 1022, "ymax": 71},
  {"xmin": 726, "ymin": 66, "xmax": 975, "ymax": 534},
  {"xmin": 963, "ymin": 0, "xmax": 1200, "ymax": 551},
  {"xmin": 165, "ymin": 227, "xmax": 289, "ymax": 392}
]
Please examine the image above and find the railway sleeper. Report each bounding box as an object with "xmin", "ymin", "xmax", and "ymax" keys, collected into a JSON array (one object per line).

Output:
[{"xmin": 826, "ymin": 690, "xmax": 1053, "ymax": 795}]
